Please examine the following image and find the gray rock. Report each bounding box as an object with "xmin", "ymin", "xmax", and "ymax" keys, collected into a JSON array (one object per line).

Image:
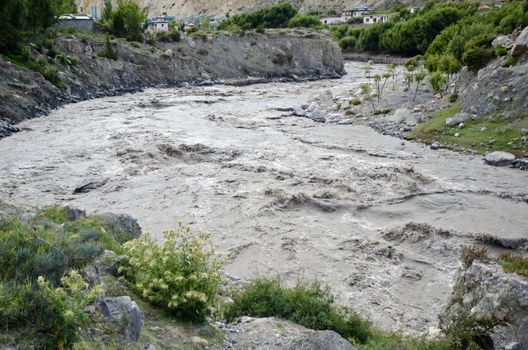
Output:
[
  {"xmin": 492, "ymin": 35, "xmax": 514, "ymax": 49},
  {"xmin": 445, "ymin": 112, "xmax": 470, "ymax": 127},
  {"xmin": 505, "ymin": 343, "xmax": 521, "ymax": 350},
  {"xmin": 387, "ymin": 108, "xmax": 411, "ymax": 123},
  {"xmin": 458, "ymin": 122, "xmax": 465, "ymax": 129},
  {"xmin": 441, "ymin": 262, "xmax": 528, "ymax": 350},
  {"xmin": 431, "ymin": 142, "xmax": 440, "ymax": 150},
  {"xmin": 511, "ymin": 26, "xmax": 528, "ymax": 57},
  {"xmin": 522, "ymin": 128, "xmax": 528, "ymax": 136},
  {"xmin": 404, "ymin": 113, "xmax": 423, "ymax": 127},
  {"xmin": 222, "ymin": 317, "xmax": 356, "ymax": 350},
  {"xmin": 67, "ymin": 207, "xmax": 86, "ymax": 220},
  {"xmin": 289, "ymin": 330, "xmax": 357, "ymax": 350},
  {"xmin": 73, "ymin": 178, "xmax": 108, "ymax": 194},
  {"xmin": 100, "ymin": 212, "xmax": 142, "ymax": 243},
  {"xmin": 0, "ymin": 120, "xmax": 20, "ymax": 140},
  {"xmin": 100, "ymin": 296, "xmax": 144, "ymax": 341},
  {"xmin": 82, "ymin": 250, "xmax": 124, "ymax": 285},
  {"xmin": 293, "ymin": 108, "xmax": 307, "ymax": 117},
  {"xmin": 144, "ymin": 344, "xmax": 157, "ymax": 350},
  {"xmin": 512, "ymin": 158, "xmax": 528, "ymax": 171},
  {"xmin": 485, "ymin": 151, "xmax": 515, "ymax": 166}
]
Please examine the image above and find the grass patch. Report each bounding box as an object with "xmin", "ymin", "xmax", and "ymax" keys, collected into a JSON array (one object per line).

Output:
[
  {"xmin": 412, "ymin": 102, "xmax": 527, "ymax": 155},
  {"xmin": 499, "ymin": 251, "xmax": 528, "ymax": 277}
]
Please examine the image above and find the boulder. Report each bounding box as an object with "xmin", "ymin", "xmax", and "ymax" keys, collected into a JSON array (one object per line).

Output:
[
  {"xmin": 445, "ymin": 112, "xmax": 470, "ymax": 127},
  {"xmin": 484, "ymin": 151, "xmax": 516, "ymax": 166},
  {"xmin": 511, "ymin": 26, "xmax": 528, "ymax": 57},
  {"xmin": 100, "ymin": 212, "xmax": 142, "ymax": 243},
  {"xmin": 512, "ymin": 158, "xmax": 528, "ymax": 171},
  {"xmin": 404, "ymin": 113, "xmax": 425, "ymax": 127},
  {"xmin": 441, "ymin": 261, "xmax": 528, "ymax": 350},
  {"xmin": 100, "ymin": 296, "xmax": 144, "ymax": 341},
  {"xmin": 222, "ymin": 317, "xmax": 356, "ymax": 350},
  {"xmin": 82, "ymin": 250, "xmax": 124, "ymax": 285},
  {"xmin": 387, "ymin": 108, "xmax": 411, "ymax": 123},
  {"xmin": 73, "ymin": 178, "xmax": 108, "ymax": 194},
  {"xmin": 431, "ymin": 142, "xmax": 440, "ymax": 150},
  {"xmin": 492, "ymin": 35, "xmax": 514, "ymax": 49}
]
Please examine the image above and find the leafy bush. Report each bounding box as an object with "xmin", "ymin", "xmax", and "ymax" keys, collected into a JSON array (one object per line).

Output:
[
  {"xmin": 98, "ymin": 34, "xmax": 118, "ymax": 60},
  {"xmin": 339, "ymin": 36, "xmax": 357, "ymax": 50},
  {"xmin": 119, "ymin": 226, "xmax": 223, "ymax": 321},
  {"xmin": 499, "ymin": 251, "xmax": 528, "ymax": 276},
  {"xmin": 462, "ymin": 45, "xmax": 493, "ymax": 72},
  {"xmin": 225, "ymin": 279, "xmax": 373, "ymax": 344},
  {"xmin": 272, "ymin": 52, "xmax": 293, "ymax": 64},
  {"xmin": 429, "ymin": 71, "xmax": 447, "ymax": 94},
  {"xmin": 0, "ymin": 271, "xmax": 100, "ymax": 349},
  {"xmin": 156, "ymin": 30, "xmax": 181, "ymax": 42},
  {"xmin": 109, "ymin": 0, "xmax": 147, "ymax": 42},
  {"xmin": 218, "ymin": 3, "xmax": 298, "ymax": 30},
  {"xmin": 287, "ymin": 14, "xmax": 321, "ymax": 28},
  {"xmin": 495, "ymin": 47, "xmax": 508, "ymax": 57},
  {"xmin": 439, "ymin": 311, "xmax": 504, "ymax": 350}
]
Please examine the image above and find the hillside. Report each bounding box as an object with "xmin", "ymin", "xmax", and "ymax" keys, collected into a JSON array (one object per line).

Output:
[{"xmin": 75, "ymin": 0, "xmax": 411, "ymax": 19}]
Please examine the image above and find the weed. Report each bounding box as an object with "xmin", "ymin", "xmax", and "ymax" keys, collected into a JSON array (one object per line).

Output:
[{"xmin": 499, "ymin": 251, "xmax": 528, "ymax": 276}]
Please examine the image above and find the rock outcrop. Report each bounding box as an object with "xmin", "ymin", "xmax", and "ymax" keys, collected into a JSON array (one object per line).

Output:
[
  {"xmin": 441, "ymin": 261, "xmax": 528, "ymax": 350},
  {"xmin": 219, "ymin": 317, "xmax": 357, "ymax": 350},
  {"xmin": 0, "ymin": 29, "xmax": 344, "ymax": 132}
]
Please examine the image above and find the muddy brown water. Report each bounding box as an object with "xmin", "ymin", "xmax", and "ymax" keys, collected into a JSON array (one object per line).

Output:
[{"xmin": 1, "ymin": 62, "xmax": 527, "ymax": 334}]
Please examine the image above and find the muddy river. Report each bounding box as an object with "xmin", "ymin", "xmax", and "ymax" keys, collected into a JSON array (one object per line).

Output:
[{"xmin": 1, "ymin": 62, "xmax": 527, "ymax": 334}]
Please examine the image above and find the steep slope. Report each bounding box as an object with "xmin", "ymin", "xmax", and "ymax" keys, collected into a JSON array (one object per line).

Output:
[{"xmin": 76, "ymin": 0, "xmax": 411, "ymax": 19}]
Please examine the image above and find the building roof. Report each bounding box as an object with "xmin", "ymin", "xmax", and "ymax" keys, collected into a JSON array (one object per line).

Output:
[
  {"xmin": 350, "ymin": 6, "xmax": 374, "ymax": 11},
  {"xmin": 59, "ymin": 14, "xmax": 93, "ymax": 20}
]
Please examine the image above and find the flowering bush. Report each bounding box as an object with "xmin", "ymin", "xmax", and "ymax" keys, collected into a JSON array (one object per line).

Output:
[
  {"xmin": 120, "ymin": 225, "xmax": 223, "ymax": 321},
  {"xmin": 0, "ymin": 270, "xmax": 101, "ymax": 349}
]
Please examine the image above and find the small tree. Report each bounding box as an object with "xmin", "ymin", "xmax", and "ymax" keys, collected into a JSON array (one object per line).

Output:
[
  {"xmin": 110, "ymin": 0, "xmax": 147, "ymax": 42},
  {"xmin": 429, "ymin": 71, "xmax": 447, "ymax": 96},
  {"xmin": 413, "ymin": 70, "xmax": 426, "ymax": 102},
  {"xmin": 102, "ymin": 0, "xmax": 113, "ymax": 23},
  {"xmin": 98, "ymin": 34, "xmax": 118, "ymax": 60}
]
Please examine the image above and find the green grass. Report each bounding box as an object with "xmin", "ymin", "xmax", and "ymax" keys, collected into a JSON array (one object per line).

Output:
[
  {"xmin": 499, "ymin": 251, "xmax": 528, "ymax": 277},
  {"xmin": 225, "ymin": 279, "xmax": 456, "ymax": 349},
  {"xmin": 412, "ymin": 102, "xmax": 527, "ymax": 155}
]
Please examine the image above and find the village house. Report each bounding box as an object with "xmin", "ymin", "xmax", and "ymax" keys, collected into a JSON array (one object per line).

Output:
[
  {"xmin": 52, "ymin": 14, "xmax": 94, "ymax": 31},
  {"xmin": 342, "ymin": 6, "xmax": 374, "ymax": 19},
  {"xmin": 363, "ymin": 13, "xmax": 390, "ymax": 24},
  {"xmin": 146, "ymin": 13, "xmax": 175, "ymax": 32}
]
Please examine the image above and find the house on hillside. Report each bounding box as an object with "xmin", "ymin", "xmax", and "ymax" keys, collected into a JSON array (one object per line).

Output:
[
  {"xmin": 363, "ymin": 13, "xmax": 390, "ymax": 24},
  {"xmin": 342, "ymin": 6, "xmax": 374, "ymax": 19},
  {"xmin": 320, "ymin": 16, "xmax": 345, "ymax": 25},
  {"xmin": 146, "ymin": 13, "xmax": 175, "ymax": 32},
  {"xmin": 53, "ymin": 14, "xmax": 94, "ymax": 31}
]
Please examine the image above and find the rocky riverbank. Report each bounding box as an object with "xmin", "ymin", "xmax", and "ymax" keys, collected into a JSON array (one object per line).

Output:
[{"xmin": 0, "ymin": 28, "xmax": 344, "ymax": 136}]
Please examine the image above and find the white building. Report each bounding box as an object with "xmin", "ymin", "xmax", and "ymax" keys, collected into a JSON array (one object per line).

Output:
[
  {"xmin": 363, "ymin": 14, "xmax": 390, "ymax": 24},
  {"xmin": 146, "ymin": 13, "xmax": 175, "ymax": 32},
  {"xmin": 320, "ymin": 16, "xmax": 346, "ymax": 25},
  {"xmin": 342, "ymin": 6, "xmax": 374, "ymax": 20}
]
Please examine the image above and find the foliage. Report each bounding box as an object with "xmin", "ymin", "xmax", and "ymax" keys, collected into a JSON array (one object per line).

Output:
[
  {"xmin": 287, "ymin": 14, "xmax": 322, "ymax": 28},
  {"xmin": 0, "ymin": 271, "xmax": 100, "ymax": 349},
  {"xmin": 225, "ymin": 279, "xmax": 373, "ymax": 344},
  {"xmin": 439, "ymin": 311, "xmax": 504, "ymax": 350},
  {"xmin": 218, "ymin": 3, "xmax": 298, "ymax": 30},
  {"xmin": 339, "ymin": 36, "xmax": 356, "ymax": 50},
  {"xmin": 109, "ymin": 0, "xmax": 147, "ymax": 42},
  {"xmin": 156, "ymin": 30, "xmax": 181, "ymax": 42},
  {"xmin": 119, "ymin": 226, "xmax": 223, "ymax": 321},
  {"xmin": 499, "ymin": 251, "xmax": 528, "ymax": 276},
  {"xmin": 429, "ymin": 71, "xmax": 448, "ymax": 95},
  {"xmin": 461, "ymin": 245, "xmax": 489, "ymax": 268},
  {"xmin": 98, "ymin": 34, "xmax": 118, "ymax": 60}
]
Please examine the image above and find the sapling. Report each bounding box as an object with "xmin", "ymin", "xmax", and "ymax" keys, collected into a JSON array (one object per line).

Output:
[
  {"xmin": 360, "ymin": 83, "xmax": 376, "ymax": 110},
  {"xmin": 413, "ymin": 70, "xmax": 426, "ymax": 102}
]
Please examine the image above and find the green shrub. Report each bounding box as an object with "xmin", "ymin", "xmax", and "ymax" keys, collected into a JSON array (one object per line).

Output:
[
  {"xmin": 499, "ymin": 251, "xmax": 528, "ymax": 276},
  {"xmin": 495, "ymin": 47, "xmax": 508, "ymax": 57},
  {"xmin": 0, "ymin": 271, "xmax": 100, "ymax": 349},
  {"xmin": 462, "ymin": 45, "xmax": 493, "ymax": 71},
  {"xmin": 197, "ymin": 48, "xmax": 209, "ymax": 55},
  {"xmin": 225, "ymin": 279, "xmax": 373, "ymax": 344},
  {"xmin": 429, "ymin": 71, "xmax": 447, "ymax": 94},
  {"xmin": 350, "ymin": 98, "xmax": 361, "ymax": 105},
  {"xmin": 439, "ymin": 311, "xmax": 504, "ymax": 350},
  {"xmin": 98, "ymin": 34, "xmax": 118, "ymax": 60},
  {"xmin": 502, "ymin": 56, "xmax": 517, "ymax": 67},
  {"xmin": 339, "ymin": 36, "xmax": 357, "ymax": 50},
  {"xmin": 272, "ymin": 52, "xmax": 293, "ymax": 65},
  {"xmin": 218, "ymin": 3, "xmax": 298, "ymax": 30},
  {"xmin": 287, "ymin": 14, "xmax": 322, "ymax": 28},
  {"xmin": 120, "ymin": 226, "xmax": 223, "ymax": 321}
]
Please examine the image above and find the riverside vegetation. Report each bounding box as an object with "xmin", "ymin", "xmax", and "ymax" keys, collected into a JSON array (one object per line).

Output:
[{"xmin": 1, "ymin": 202, "xmax": 526, "ymax": 349}]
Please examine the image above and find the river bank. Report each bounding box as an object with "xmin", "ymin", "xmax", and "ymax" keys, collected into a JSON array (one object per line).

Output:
[{"xmin": 0, "ymin": 28, "xmax": 343, "ymax": 134}]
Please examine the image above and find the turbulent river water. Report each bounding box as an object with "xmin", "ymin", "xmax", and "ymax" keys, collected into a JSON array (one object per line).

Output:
[{"xmin": 1, "ymin": 62, "xmax": 527, "ymax": 334}]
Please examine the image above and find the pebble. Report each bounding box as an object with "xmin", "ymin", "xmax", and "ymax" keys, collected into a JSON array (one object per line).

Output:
[
  {"xmin": 480, "ymin": 127, "xmax": 487, "ymax": 132},
  {"xmin": 458, "ymin": 123, "xmax": 464, "ymax": 129},
  {"xmin": 488, "ymin": 139, "xmax": 495, "ymax": 145},
  {"xmin": 430, "ymin": 142, "xmax": 440, "ymax": 150},
  {"xmin": 455, "ymin": 133, "xmax": 460, "ymax": 138}
]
